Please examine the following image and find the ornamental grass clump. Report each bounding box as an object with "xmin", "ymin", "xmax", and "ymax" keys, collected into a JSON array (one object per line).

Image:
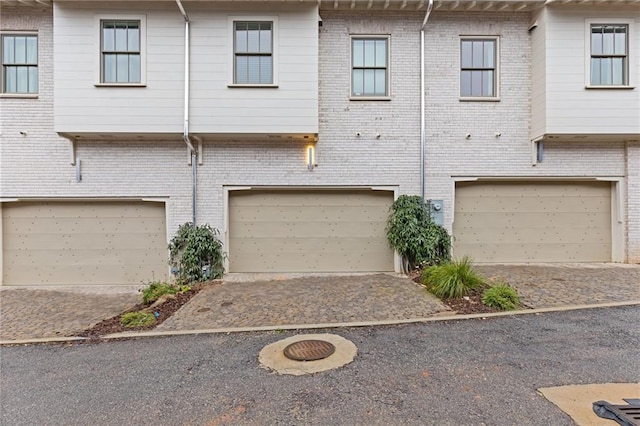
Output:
[
  {"xmin": 421, "ymin": 256, "xmax": 484, "ymax": 299},
  {"xmin": 120, "ymin": 311, "xmax": 156, "ymax": 328},
  {"xmin": 482, "ymin": 284, "xmax": 520, "ymax": 311},
  {"xmin": 141, "ymin": 281, "xmax": 190, "ymax": 304}
]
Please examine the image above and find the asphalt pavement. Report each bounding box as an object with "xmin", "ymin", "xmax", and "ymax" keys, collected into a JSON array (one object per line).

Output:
[{"xmin": 1, "ymin": 306, "xmax": 638, "ymax": 425}]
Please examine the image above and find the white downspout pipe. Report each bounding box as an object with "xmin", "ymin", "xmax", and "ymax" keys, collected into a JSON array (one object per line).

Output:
[
  {"xmin": 420, "ymin": 0, "xmax": 434, "ymax": 206},
  {"xmin": 176, "ymin": 0, "xmax": 198, "ymax": 226}
]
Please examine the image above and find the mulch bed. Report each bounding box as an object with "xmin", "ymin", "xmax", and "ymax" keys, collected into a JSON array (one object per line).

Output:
[
  {"xmin": 79, "ymin": 274, "xmax": 507, "ymax": 342},
  {"xmin": 411, "ymin": 275, "xmax": 500, "ymax": 315},
  {"xmin": 78, "ymin": 284, "xmax": 204, "ymax": 340}
]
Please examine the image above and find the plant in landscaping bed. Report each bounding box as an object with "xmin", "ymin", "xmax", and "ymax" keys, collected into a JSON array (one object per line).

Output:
[
  {"xmin": 482, "ymin": 284, "xmax": 520, "ymax": 311},
  {"xmin": 120, "ymin": 311, "xmax": 156, "ymax": 328},
  {"xmin": 169, "ymin": 222, "xmax": 226, "ymax": 284},
  {"xmin": 421, "ymin": 256, "xmax": 484, "ymax": 298},
  {"xmin": 386, "ymin": 195, "xmax": 451, "ymax": 272},
  {"xmin": 141, "ymin": 281, "xmax": 191, "ymax": 304}
]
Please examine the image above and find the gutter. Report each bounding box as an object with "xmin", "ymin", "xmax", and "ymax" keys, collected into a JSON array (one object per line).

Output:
[
  {"xmin": 420, "ymin": 0, "xmax": 434, "ymax": 206},
  {"xmin": 175, "ymin": 0, "xmax": 198, "ymax": 226}
]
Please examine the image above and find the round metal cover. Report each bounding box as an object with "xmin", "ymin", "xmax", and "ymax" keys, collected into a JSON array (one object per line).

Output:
[{"xmin": 283, "ymin": 339, "xmax": 336, "ymax": 361}]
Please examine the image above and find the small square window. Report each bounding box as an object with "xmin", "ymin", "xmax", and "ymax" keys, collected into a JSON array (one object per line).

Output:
[
  {"xmin": 460, "ymin": 37, "xmax": 498, "ymax": 99},
  {"xmin": 1, "ymin": 34, "xmax": 38, "ymax": 94},
  {"xmin": 234, "ymin": 21, "xmax": 273, "ymax": 84},
  {"xmin": 590, "ymin": 24, "xmax": 628, "ymax": 86},
  {"xmin": 101, "ymin": 20, "xmax": 141, "ymax": 84},
  {"xmin": 351, "ymin": 37, "xmax": 389, "ymax": 98}
]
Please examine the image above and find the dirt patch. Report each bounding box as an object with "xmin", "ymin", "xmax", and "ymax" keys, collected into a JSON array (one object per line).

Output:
[{"xmin": 79, "ymin": 283, "xmax": 206, "ymax": 339}]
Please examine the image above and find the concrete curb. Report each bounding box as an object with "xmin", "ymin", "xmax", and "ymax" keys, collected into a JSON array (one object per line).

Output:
[
  {"xmin": 100, "ymin": 300, "xmax": 640, "ymax": 339},
  {"xmin": 0, "ymin": 336, "xmax": 86, "ymax": 345},
  {"xmin": 2, "ymin": 300, "xmax": 638, "ymax": 345}
]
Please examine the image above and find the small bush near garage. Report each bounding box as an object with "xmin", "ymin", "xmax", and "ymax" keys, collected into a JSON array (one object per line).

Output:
[
  {"xmin": 141, "ymin": 281, "xmax": 190, "ymax": 304},
  {"xmin": 169, "ymin": 223, "xmax": 226, "ymax": 284},
  {"xmin": 120, "ymin": 311, "xmax": 156, "ymax": 328},
  {"xmin": 482, "ymin": 284, "xmax": 520, "ymax": 311},
  {"xmin": 386, "ymin": 195, "xmax": 451, "ymax": 272},
  {"xmin": 421, "ymin": 256, "xmax": 484, "ymax": 298}
]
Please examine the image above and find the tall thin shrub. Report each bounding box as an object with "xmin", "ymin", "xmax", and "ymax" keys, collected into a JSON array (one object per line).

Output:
[
  {"xmin": 386, "ymin": 195, "xmax": 451, "ymax": 271},
  {"xmin": 169, "ymin": 223, "xmax": 225, "ymax": 284}
]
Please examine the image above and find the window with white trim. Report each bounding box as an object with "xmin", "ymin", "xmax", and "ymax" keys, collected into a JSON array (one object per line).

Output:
[
  {"xmin": 1, "ymin": 33, "xmax": 38, "ymax": 94},
  {"xmin": 233, "ymin": 21, "xmax": 273, "ymax": 84},
  {"xmin": 351, "ymin": 37, "xmax": 388, "ymax": 98},
  {"xmin": 590, "ymin": 24, "xmax": 628, "ymax": 86},
  {"xmin": 460, "ymin": 37, "xmax": 498, "ymax": 98},
  {"xmin": 100, "ymin": 19, "xmax": 141, "ymax": 84}
]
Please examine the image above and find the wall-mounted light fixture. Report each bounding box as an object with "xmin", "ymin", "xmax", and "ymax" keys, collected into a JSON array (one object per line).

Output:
[{"xmin": 306, "ymin": 145, "xmax": 316, "ymax": 171}]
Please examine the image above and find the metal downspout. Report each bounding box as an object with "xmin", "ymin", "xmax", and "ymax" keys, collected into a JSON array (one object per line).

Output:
[
  {"xmin": 176, "ymin": 0, "xmax": 197, "ymax": 226},
  {"xmin": 420, "ymin": 0, "xmax": 434, "ymax": 206}
]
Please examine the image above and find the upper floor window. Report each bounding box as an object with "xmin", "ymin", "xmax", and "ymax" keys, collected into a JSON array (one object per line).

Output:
[
  {"xmin": 1, "ymin": 34, "xmax": 38, "ymax": 94},
  {"xmin": 590, "ymin": 24, "xmax": 628, "ymax": 86},
  {"xmin": 101, "ymin": 20, "xmax": 141, "ymax": 84},
  {"xmin": 351, "ymin": 37, "xmax": 389, "ymax": 98},
  {"xmin": 460, "ymin": 37, "xmax": 498, "ymax": 99},
  {"xmin": 234, "ymin": 21, "xmax": 273, "ymax": 84}
]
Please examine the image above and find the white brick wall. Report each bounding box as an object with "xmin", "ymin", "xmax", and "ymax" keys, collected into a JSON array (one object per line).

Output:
[
  {"xmin": 1, "ymin": 6, "xmax": 638, "ymax": 263},
  {"xmin": 627, "ymin": 142, "xmax": 640, "ymax": 263}
]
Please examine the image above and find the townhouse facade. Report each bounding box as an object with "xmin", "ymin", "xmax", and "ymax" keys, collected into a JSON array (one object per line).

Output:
[{"xmin": 1, "ymin": 0, "xmax": 638, "ymax": 286}]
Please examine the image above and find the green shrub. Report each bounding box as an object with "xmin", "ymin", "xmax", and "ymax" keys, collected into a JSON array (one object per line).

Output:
[
  {"xmin": 422, "ymin": 256, "xmax": 484, "ymax": 298},
  {"xmin": 121, "ymin": 311, "xmax": 156, "ymax": 328},
  {"xmin": 169, "ymin": 223, "xmax": 226, "ymax": 284},
  {"xmin": 386, "ymin": 195, "xmax": 451, "ymax": 272},
  {"xmin": 141, "ymin": 282, "xmax": 190, "ymax": 304},
  {"xmin": 482, "ymin": 284, "xmax": 520, "ymax": 311}
]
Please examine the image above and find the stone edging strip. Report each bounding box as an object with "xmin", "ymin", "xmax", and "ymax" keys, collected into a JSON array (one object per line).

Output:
[{"xmin": 2, "ymin": 300, "xmax": 639, "ymax": 345}]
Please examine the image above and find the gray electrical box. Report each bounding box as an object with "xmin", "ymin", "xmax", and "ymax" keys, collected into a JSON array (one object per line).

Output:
[{"xmin": 429, "ymin": 199, "xmax": 444, "ymax": 226}]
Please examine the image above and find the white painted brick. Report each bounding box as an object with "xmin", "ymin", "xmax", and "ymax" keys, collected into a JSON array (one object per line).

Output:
[{"xmin": 1, "ymin": 6, "xmax": 638, "ymax": 262}]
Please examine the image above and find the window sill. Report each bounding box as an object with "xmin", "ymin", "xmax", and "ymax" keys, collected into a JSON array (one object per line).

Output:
[
  {"xmin": 0, "ymin": 93, "xmax": 38, "ymax": 99},
  {"xmin": 350, "ymin": 96, "xmax": 391, "ymax": 101},
  {"xmin": 94, "ymin": 83, "xmax": 147, "ymax": 88},
  {"xmin": 585, "ymin": 85, "xmax": 635, "ymax": 90},
  {"xmin": 228, "ymin": 84, "xmax": 279, "ymax": 88},
  {"xmin": 459, "ymin": 97, "xmax": 501, "ymax": 102}
]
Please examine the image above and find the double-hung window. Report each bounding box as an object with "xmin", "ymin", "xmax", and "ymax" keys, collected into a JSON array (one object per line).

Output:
[
  {"xmin": 101, "ymin": 20, "xmax": 141, "ymax": 84},
  {"xmin": 233, "ymin": 21, "xmax": 273, "ymax": 84},
  {"xmin": 351, "ymin": 37, "xmax": 388, "ymax": 98},
  {"xmin": 590, "ymin": 24, "xmax": 628, "ymax": 86},
  {"xmin": 1, "ymin": 33, "xmax": 38, "ymax": 94},
  {"xmin": 460, "ymin": 37, "xmax": 498, "ymax": 99}
]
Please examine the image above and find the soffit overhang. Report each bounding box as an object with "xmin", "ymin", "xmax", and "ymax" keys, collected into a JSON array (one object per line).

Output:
[{"xmin": 3, "ymin": 0, "xmax": 637, "ymax": 10}]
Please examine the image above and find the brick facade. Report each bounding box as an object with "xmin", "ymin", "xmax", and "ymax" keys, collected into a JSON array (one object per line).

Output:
[{"xmin": 1, "ymin": 5, "xmax": 638, "ymax": 263}]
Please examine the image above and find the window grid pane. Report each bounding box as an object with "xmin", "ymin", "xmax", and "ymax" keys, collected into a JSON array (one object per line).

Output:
[
  {"xmin": 234, "ymin": 21, "xmax": 273, "ymax": 84},
  {"xmin": 101, "ymin": 20, "xmax": 141, "ymax": 83},
  {"xmin": 2, "ymin": 35, "xmax": 38, "ymax": 93},
  {"xmin": 351, "ymin": 38, "xmax": 388, "ymax": 97},
  {"xmin": 590, "ymin": 24, "xmax": 628, "ymax": 86},
  {"xmin": 460, "ymin": 38, "xmax": 496, "ymax": 97}
]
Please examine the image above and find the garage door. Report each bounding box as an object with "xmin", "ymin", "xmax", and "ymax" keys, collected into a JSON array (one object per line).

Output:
[
  {"xmin": 453, "ymin": 181, "xmax": 611, "ymax": 262},
  {"xmin": 229, "ymin": 189, "xmax": 394, "ymax": 272},
  {"xmin": 1, "ymin": 201, "xmax": 167, "ymax": 286}
]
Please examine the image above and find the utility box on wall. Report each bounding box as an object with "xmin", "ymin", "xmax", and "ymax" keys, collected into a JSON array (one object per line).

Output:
[{"xmin": 429, "ymin": 199, "xmax": 444, "ymax": 226}]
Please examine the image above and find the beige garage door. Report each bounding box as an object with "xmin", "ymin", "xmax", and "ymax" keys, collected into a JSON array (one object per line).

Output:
[
  {"xmin": 1, "ymin": 201, "xmax": 168, "ymax": 286},
  {"xmin": 229, "ymin": 189, "xmax": 394, "ymax": 272},
  {"xmin": 453, "ymin": 181, "xmax": 612, "ymax": 262}
]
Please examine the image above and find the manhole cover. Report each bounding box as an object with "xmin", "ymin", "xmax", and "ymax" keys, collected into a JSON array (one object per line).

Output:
[{"xmin": 283, "ymin": 339, "xmax": 335, "ymax": 361}]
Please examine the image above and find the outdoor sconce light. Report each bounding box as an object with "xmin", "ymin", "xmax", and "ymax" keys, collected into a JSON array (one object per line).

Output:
[{"xmin": 307, "ymin": 145, "xmax": 317, "ymax": 170}]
